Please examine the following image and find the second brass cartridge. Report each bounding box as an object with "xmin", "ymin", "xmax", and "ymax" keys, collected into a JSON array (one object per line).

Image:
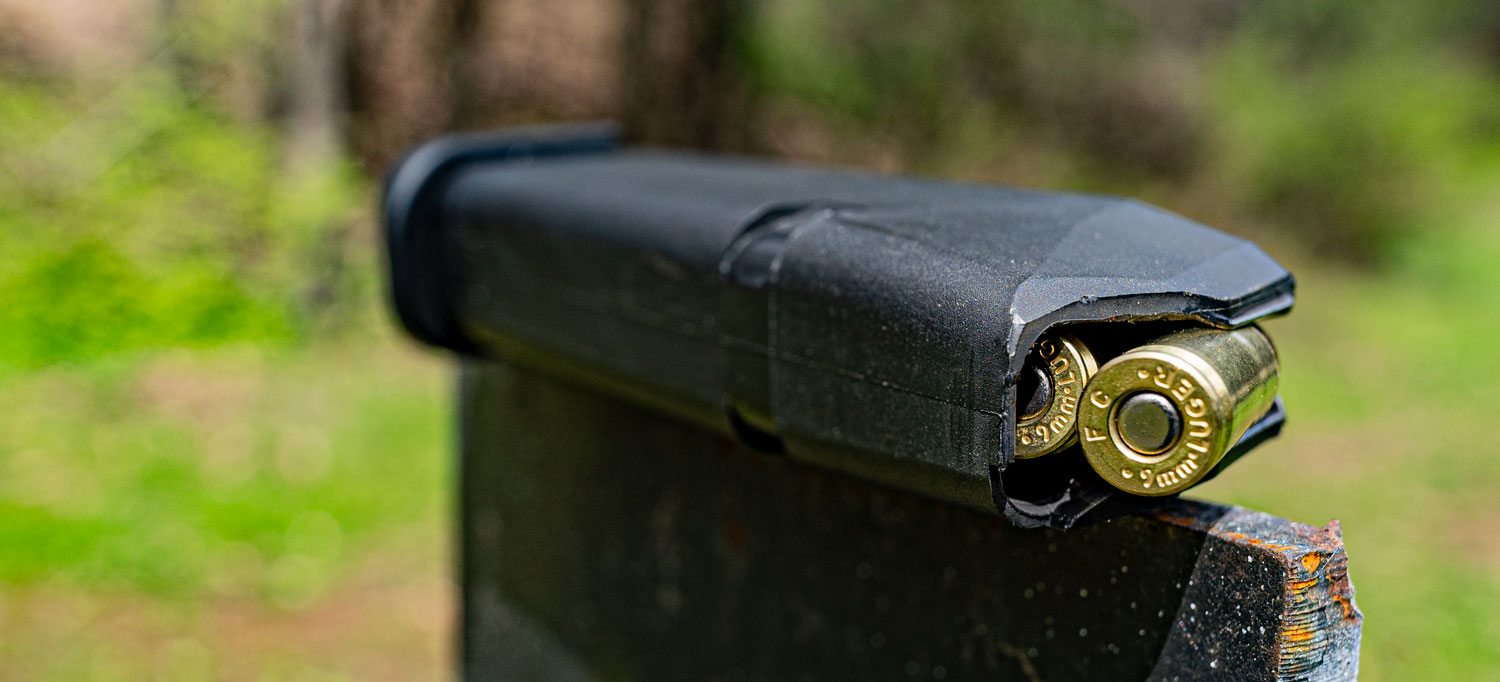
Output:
[{"xmin": 1015, "ymin": 334, "xmax": 1097, "ymax": 459}]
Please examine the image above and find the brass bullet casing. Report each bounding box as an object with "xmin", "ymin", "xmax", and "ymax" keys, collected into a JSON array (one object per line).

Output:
[
  {"xmin": 1015, "ymin": 333, "xmax": 1099, "ymax": 459},
  {"xmin": 1077, "ymin": 326, "xmax": 1279, "ymax": 496}
]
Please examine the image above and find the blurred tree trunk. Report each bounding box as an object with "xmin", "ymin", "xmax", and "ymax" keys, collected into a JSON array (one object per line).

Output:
[
  {"xmin": 620, "ymin": 0, "xmax": 760, "ymax": 151},
  {"xmin": 445, "ymin": 0, "xmax": 486, "ymax": 129},
  {"xmin": 286, "ymin": 0, "xmax": 348, "ymax": 174},
  {"xmin": 284, "ymin": 0, "xmax": 355, "ymax": 327},
  {"xmin": 343, "ymin": 0, "xmax": 492, "ymax": 171}
]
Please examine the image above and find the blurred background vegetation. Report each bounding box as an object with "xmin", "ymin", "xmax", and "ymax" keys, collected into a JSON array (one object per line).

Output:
[{"xmin": 1, "ymin": 0, "xmax": 1498, "ymax": 679}]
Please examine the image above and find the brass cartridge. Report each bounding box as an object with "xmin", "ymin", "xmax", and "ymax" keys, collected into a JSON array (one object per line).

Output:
[
  {"xmin": 1076, "ymin": 326, "xmax": 1278, "ymax": 495},
  {"xmin": 1015, "ymin": 333, "xmax": 1098, "ymax": 459}
]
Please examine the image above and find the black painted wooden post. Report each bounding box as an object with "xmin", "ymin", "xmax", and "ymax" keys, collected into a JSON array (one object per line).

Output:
[{"xmin": 458, "ymin": 361, "xmax": 1361, "ymax": 681}]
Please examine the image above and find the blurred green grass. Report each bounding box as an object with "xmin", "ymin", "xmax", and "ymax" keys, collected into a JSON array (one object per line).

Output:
[
  {"xmin": 0, "ymin": 337, "xmax": 453, "ymax": 680},
  {"xmin": 1198, "ymin": 208, "xmax": 1500, "ymax": 681},
  {"xmin": 0, "ymin": 46, "xmax": 455, "ymax": 678}
]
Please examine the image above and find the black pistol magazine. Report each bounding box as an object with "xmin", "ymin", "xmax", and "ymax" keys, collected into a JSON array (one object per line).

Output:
[{"xmin": 384, "ymin": 122, "xmax": 1294, "ymax": 529}]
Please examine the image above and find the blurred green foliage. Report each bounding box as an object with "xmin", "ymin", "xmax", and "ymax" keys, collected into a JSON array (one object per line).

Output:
[
  {"xmin": 3, "ymin": 0, "xmax": 1496, "ymax": 371},
  {"xmin": 1208, "ymin": 0, "xmax": 1500, "ymax": 258},
  {"xmin": 0, "ymin": 67, "xmax": 367, "ymax": 372},
  {"xmin": 752, "ymin": 0, "xmax": 1500, "ymax": 261},
  {"xmin": 0, "ymin": 27, "xmax": 417, "ymax": 674}
]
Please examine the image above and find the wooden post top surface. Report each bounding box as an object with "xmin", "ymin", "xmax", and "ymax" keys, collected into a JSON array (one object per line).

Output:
[{"xmin": 460, "ymin": 361, "xmax": 1361, "ymax": 681}]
